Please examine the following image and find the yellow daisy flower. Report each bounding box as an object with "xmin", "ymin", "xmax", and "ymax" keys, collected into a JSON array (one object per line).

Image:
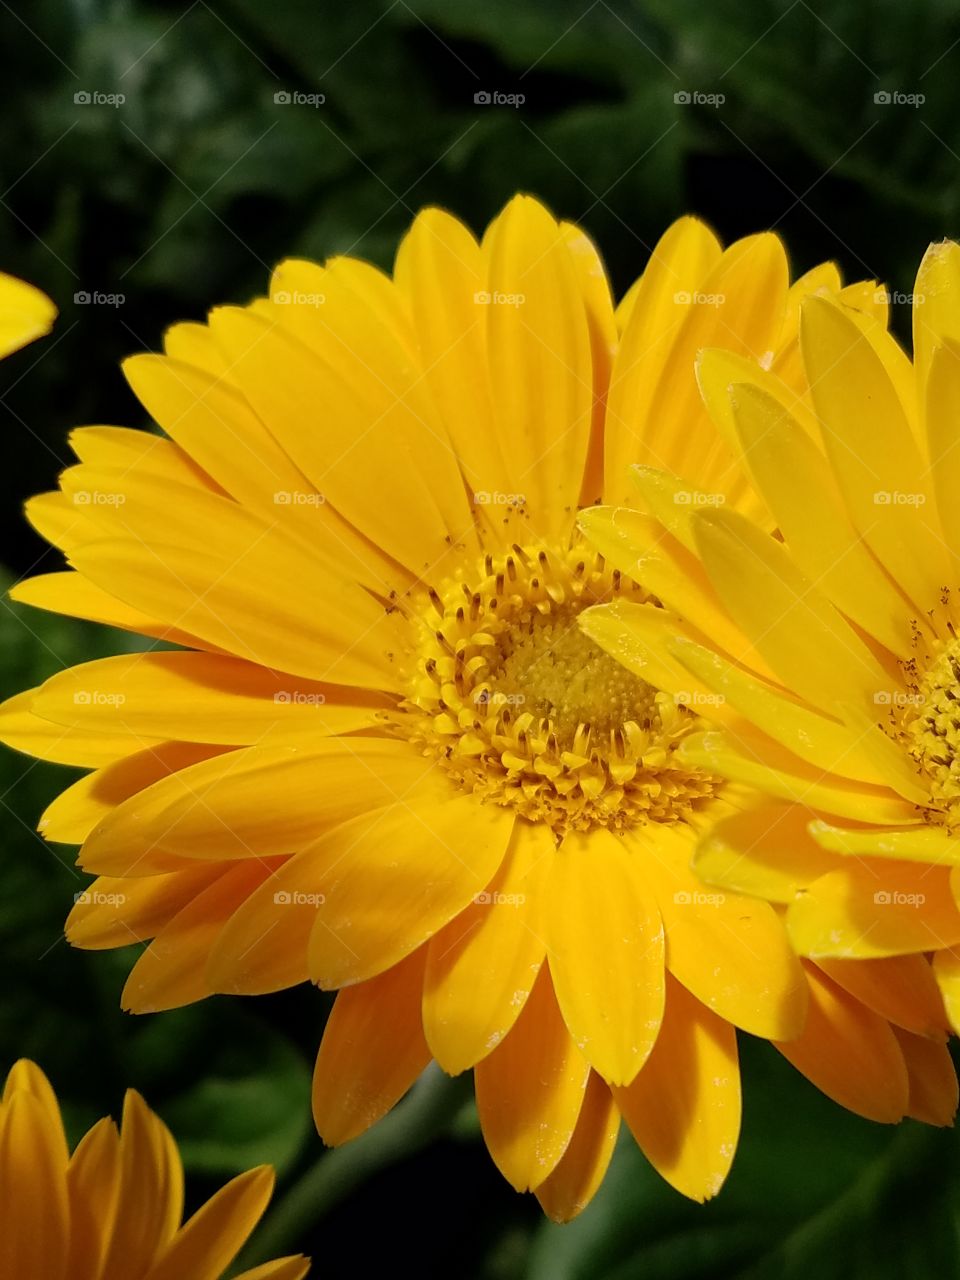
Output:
[
  {"xmin": 0, "ymin": 270, "xmax": 56, "ymax": 358},
  {"xmin": 581, "ymin": 241, "xmax": 960, "ymax": 1129},
  {"xmin": 0, "ymin": 198, "xmax": 941, "ymax": 1219},
  {"xmin": 0, "ymin": 1058, "xmax": 309, "ymax": 1279}
]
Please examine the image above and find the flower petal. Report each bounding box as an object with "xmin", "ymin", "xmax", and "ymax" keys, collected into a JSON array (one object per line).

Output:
[
  {"xmin": 630, "ymin": 822, "xmax": 807, "ymax": 1040},
  {"xmin": 614, "ymin": 976, "xmax": 740, "ymax": 1203},
  {"xmin": 232, "ymin": 1260, "xmax": 311, "ymax": 1280},
  {"xmin": 313, "ymin": 946, "xmax": 430, "ymax": 1146},
  {"xmin": 32, "ymin": 651, "xmax": 384, "ymax": 746},
  {"xmin": 0, "ymin": 271, "xmax": 56, "ymax": 357},
  {"xmin": 66, "ymin": 1117, "xmax": 121, "ymax": 1280},
  {"xmin": 604, "ymin": 217, "xmax": 721, "ymax": 502},
  {"xmin": 925, "ymin": 339, "xmax": 960, "ymax": 578},
  {"xmin": 98, "ymin": 1091, "xmax": 184, "ymax": 1280},
  {"xmin": 787, "ymin": 863, "xmax": 960, "ymax": 957},
  {"xmin": 144, "ymin": 1166, "xmax": 275, "ymax": 1280},
  {"xmin": 207, "ymin": 302, "xmax": 471, "ymax": 576},
  {"xmin": 122, "ymin": 860, "xmax": 283, "ymax": 1013},
  {"xmin": 893, "ymin": 1028, "xmax": 958, "ymax": 1126},
  {"xmin": 616, "ymin": 233, "xmax": 788, "ymax": 507},
  {"xmin": 535, "ymin": 1072, "xmax": 619, "ymax": 1223},
  {"xmin": 774, "ymin": 962, "xmax": 908, "ymax": 1123},
  {"xmin": 691, "ymin": 507, "xmax": 891, "ymax": 718},
  {"xmin": 914, "ymin": 240, "xmax": 960, "ymax": 405},
  {"xmin": 809, "ymin": 818, "xmax": 960, "ymax": 865},
  {"xmin": 393, "ymin": 206, "xmax": 511, "ymax": 530},
  {"xmin": 1, "ymin": 1059, "xmax": 69, "ymax": 1163},
  {"xmin": 11, "ymin": 571, "xmax": 206, "ymax": 649},
  {"xmin": 816, "ymin": 954, "xmax": 948, "ymax": 1038},
  {"xmin": 667, "ymin": 633, "xmax": 889, "ymax": 787},
  {"xmin": 475, "ymin": 965, "xmax": 589, "ymax": 1192},
  {"xmin": 545, "ymin": 826, "xmax": 664, "ymax": 1085},
  {"xmin": 693, "ymin": 801, "xmax": 837, "ymax": 904},
  {"xmin": 124, "ymin": 352, "xmax": 399, "ymax": 593},
  {"xmin": 423, "ymin": 819, "xmax": 550, "ymax": 1075},
  {"xmin": 307, "ymin": 791, "xmax": 515, "ymax": 988},
  {"xmin": 80, "ymin": 739, "xmax": 436, "ymax": 874},
  {"xmin": 801, "ymin": 294, "xmax": 947, "ymax": 614},
  {"xmin": 713, "ymin": 375, "xmax": 913, "ymax": 655},
  {"xmin": 42, "ymin": 743, "xmax": 230, "ymax": 846},
  {"xmin": 68, "ymin": 865, "xmax": 228, "ymax": 950},
  {"xmin": 932, "ymin": 946, "xmax": 960, "ymax": 1036},
  {"xmin": 481, "ymin": 195, "xmax": 594, "ymax": 541},
  {"xmin": 0, "ymin": 1090, "xmax": 70, "ymax": 1280},
  {"xmin": 578, "ymin": 506, "xmax": 756, "ymax": 667},
  {"xmin": 680, "ymin": 730, "xmax": 918, "ymax": 826},
  {"xmin": 0, "ymin": 688, "xmax": 163, "ymax": 768}
]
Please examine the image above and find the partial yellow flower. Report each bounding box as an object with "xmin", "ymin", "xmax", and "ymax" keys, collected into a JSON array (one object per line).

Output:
[
  {"xmin": 0, "ymin": 270, "xmax": 56, "ymax": 358},
  {"xmin": 0, "ymin": 197, "xmax": 939, "ymax": 1219},
  {"xmin": 0, "ymin": 1058, "xmax": 309, "ymax": 1280},
  {"xmin": 581, "ymin": 241, "xmax": 960, "ymax": 1123}
]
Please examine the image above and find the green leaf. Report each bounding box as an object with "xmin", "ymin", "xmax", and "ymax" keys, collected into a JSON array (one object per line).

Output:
[
  {"xmin": 738, "ymin": 1123, "xmax": 960, "ymax": 1280},
  {"xmin": 153, "ymin": 1006, "xmax": 313, "ymax": 1177},
  {"xmin": 398, "ymin": 0, "xmax": 670, "ymax": 86}
]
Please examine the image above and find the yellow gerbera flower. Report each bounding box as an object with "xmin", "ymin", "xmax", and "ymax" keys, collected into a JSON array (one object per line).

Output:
[
  {"xmin": 0, "ymin": 198, "xmax": 943, "ymax": 1219},
  {"xmin": 0, "ymin": 270, "xmax": 56, "ymax": 358},
  {"xmin": 0, "ymin": 1058, "xmax": 309, "ymax": 1279},
  {"xmin": 581, "ymin": 240, "xmax": 960, "ymax": 1127}
]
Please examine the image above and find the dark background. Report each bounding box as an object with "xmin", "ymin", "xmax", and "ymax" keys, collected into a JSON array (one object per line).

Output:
[{"xmin": 3, "ymin": 2, "xmax": 960, "ymax": 1276}]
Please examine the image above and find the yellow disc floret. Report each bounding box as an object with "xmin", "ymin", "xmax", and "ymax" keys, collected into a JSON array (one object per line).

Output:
[
  {"xmin": 393, "ymin": 540, "xmax": 720, "ymax": 836},
  {"xmin": 900, "ymin": 634, "xmax": 960, "ymax": 830}
]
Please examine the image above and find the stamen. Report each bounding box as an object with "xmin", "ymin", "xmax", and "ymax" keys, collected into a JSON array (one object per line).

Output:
[
  {"xmin": 395, "ymin": 539, "xmax": 722, "ymax": 836},
  {"xmin": 895, "ymin": 635, "xmax": 960, "ymax": 829}
]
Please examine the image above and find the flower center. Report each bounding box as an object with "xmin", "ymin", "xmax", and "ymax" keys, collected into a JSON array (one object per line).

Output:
[
  {"xmin": 899, "ymin": 634, "xmax": 960, "ymax": 829},
  {"xmin": 394, "ymin": 541, "xmax": 721, "ymax": 835},
  {"xmin": 490, "ymin": 615, "xmax": 660, "ymax": 739}
]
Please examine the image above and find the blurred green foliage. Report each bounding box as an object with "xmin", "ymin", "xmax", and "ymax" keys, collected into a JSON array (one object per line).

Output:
[{"xmin": 2, "ymin": 0, "xmax": 960, "ymax": 1275}]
